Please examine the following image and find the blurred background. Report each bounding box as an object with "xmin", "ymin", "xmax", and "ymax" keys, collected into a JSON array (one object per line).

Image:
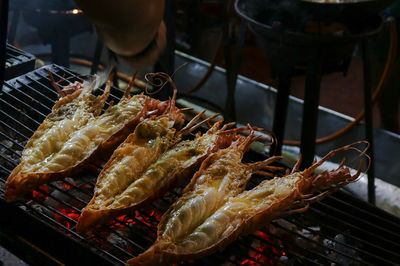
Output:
[{"xmin": 3, "ymin": 0, "xmax": 400, "ymax": 204}]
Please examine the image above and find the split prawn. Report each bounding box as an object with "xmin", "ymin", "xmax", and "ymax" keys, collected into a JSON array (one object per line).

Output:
[
  {"xmin": 127, "ymin": 141, "xmax": 369, "ymax": 265},
  {"xmin": 77, "ymin": 109, "xmax": 218, "ymax": 232},
  {"xmin": 79, "ymin": 119, "xmax": 247, "ymax": 234},
  {"xmin": 5, "ymin": 72, "xmax": 167, "ymax": 201}
]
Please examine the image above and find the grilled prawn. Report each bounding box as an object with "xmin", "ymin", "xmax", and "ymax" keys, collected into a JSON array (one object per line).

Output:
[
  {"xmin": 128, "ymin": 142, "xmax": 368, "ymax": 265},
  {"xmin": 77, "ymin": 110, "xmax": 218, "ymax": 232},
  {"xmin": 5, "ymin": 73, "xmax": 164, "ymax": 202},
  {"xmin": 79, "ymin": 120, "xmax": 239, "ymax": 233},
  {"xmin": 4, "ymin": 75, "xmax": 111, "ymax": 201}
]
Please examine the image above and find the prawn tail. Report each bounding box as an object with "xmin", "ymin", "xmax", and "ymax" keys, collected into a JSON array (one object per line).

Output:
[{"xmin": 126, "ymin": 244, "xmax": 167, "ymax": 266}]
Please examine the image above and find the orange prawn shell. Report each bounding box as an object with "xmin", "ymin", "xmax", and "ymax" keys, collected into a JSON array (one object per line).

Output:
[
  {"xmin": 77, "ymin": 110, "xmax": 187, "ymax": 233},
  {"xmin": 5, "ymin": 89, "xmax": 86, "ymax": 202},
  {"xmin": 84, "ymin": 123, "xmax": 232, "ymax": 232},
  {"xmin": 78, "ymin": 146, "xmax": 210, "ymax": 233},
  {"xmin": 127, "ymin": 142, "xmax": 366, "ymax": 266},
  {"xmin": 5, "ymin": 95, "xmax": 158, "ymax": 202},
  {"xmin": 151, "ymin": 189, "xmax": 296, "ymax": 264}
]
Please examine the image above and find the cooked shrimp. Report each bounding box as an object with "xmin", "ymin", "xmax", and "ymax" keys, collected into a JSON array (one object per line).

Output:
[
  {"xmin": 76, "ymin": 110, "xmax": 218, "ymax": 232},
  {"xmin": 4, "ymin": 74, "xmax": 112, "ymax": 202},
  {"xmin": 5, "ymin": 72, "xmax": 165, "ymax": 202},
  {"xmin": 78, "ymin": 120, "xmax": 240, "ymax": 233},
  {"xmin": 127, "ymin": 142, "xmax": 368, "ymax": 265}
]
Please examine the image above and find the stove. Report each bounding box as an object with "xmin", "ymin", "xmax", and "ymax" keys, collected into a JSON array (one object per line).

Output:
[
  {"xmin": 234, "ymin": 0, "xmax": 396, "ymax": 204},
  {"xmin": 1, "ymin": 65, "xmax": 400, "ymax": 265}
]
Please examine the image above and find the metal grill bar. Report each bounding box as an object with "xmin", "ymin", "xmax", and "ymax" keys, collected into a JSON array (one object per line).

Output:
[
  {"xmin": 24, "ymin": 176, "xmax": 150, "ymax": 260},
  {"xmin": 308, "ymin": 206, "xmax": 400, "ymax": 263},
  {"xmin": 250, "ymin": 233, "xmax": 321, "ymax": 266},
  {"xmin": 4, "ymin": 82, "xmax": 52, "ymax": 112},
  {"xmin": 0, "ymin": 120, "xmax": 29, "ymax": 141},
  {"xmin": 4, "ymin": 44, "xmax": 36, "ymax": 80},
  {"xmin": 326, "ymin": 194, "xmax": 400, "ymax": 235},
  {"xmin": 0, "ymin": 165, "xmax": 10, "ymax": 174},
  {"xmin": 39, "ymin": 182, "xmax": 150, "ymax": 256},
  {"xmin": 270, "ymin": 220, "xmax": 367, "ymax": 266},
  {"xmin": 32, "ymin": 189, "xmax": 138, "ymax": 260},
  {"xmin": 0, "ymin": 181, "xmax": 124, "ymax": 265},
  {"xmin": 16, "ymin": 80, "xmax": 55, "ymax": 103},
  {"xmin": 286, "ymin": 214, "xmax": 396, "ymax": 264},
  {"xmin": 0, "ymin": 99, "xmax": 40, "ymax": 127},
  {"xmin": 0, "ymin": 109, "xmax": 34, "ymax": 136},
  {"xmin": 0, "ymin": 154, "xmax": 17, "ymax": 168},
  {"xmin": 258, "ymin": 226, "xmax": 344, "ymax": 266},
  {"xmin": 6, "ymin": 44, "xmax": 31, "ymax": 60},
  {"xmin": 310, "ymin": 206, "xmax": 400, "ymax": 263},
  {"xmin": 1, "ymin": 90, "xmax": 47, "ymax": 118},
  {"xmin": 314, "ymin": 201, "xmax": 400, "ymax": 249}
]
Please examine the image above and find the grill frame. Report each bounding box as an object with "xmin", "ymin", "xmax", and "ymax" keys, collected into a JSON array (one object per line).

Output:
[
  {"xmin": 4, "ymin": 44, "xmax": 36, "ymax": 81},
  {"xmin": 1, "ymin": 64, "xmax": 400, "ymax": 265}
]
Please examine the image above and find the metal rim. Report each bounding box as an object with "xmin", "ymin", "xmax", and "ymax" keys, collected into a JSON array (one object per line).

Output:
[
  {"xmin": 301, "ymin": 0, "xmax": 375, "ymax": 4},
  {"xmin": 234, "ymin": 0, "xmax": 384, "ymax": 42}
]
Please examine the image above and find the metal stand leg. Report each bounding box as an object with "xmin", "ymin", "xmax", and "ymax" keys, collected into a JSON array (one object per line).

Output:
[
  {"xmin": 270, "ymin": 74, "xmax": 291, "ymax": 156},
  {"xmin": 224, "ymin": 18, "xmax": 247, "ymax": 122},
  {"xmin": 51, "ymin": 33, "xmax": 70, "ymax": 67},
  {"xmin": 300, "ymin": 52, "xmax": 322, "ymax": 169},
  {"xmin": 0, "ymin": 0, "xmax": 8, "ymax": 86},
  {"xmin": 362, "ymin": 38, "xmax": 376, "ymax": 205},
  {"xmin": 8, "ymin": 9, "xmax": 19, "ymax": 44},
  {"xmin": 222, "ymin": 0, "xmax": 234, "ymax": 121}
]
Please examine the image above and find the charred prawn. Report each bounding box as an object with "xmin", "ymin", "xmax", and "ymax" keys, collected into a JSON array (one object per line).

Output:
[
  {"xmin": 5, "ymin": 72, "xmax": 168, "ymax": 202},
  {"xmin": 77, "ymin": 106, "xmax": 219, "ymax": 232},
  {"xmin": 127, "ymin": 141, "xmax": 369, "ymax": 265},
  {"xmin": 78, "ymin": 118, "xmax": 250, "ymax": 233}
]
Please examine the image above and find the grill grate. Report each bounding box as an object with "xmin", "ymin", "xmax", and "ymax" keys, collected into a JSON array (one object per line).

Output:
[
  {"xmin": 1, "ymin": 64, "xmax": 400, "ymax": 265},
  {"xmin": 4, "ymin": 44, "xmax": 36, "ymax": 81}
]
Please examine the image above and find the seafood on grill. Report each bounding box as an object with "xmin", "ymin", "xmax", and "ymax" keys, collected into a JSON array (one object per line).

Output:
[
  {"xmin": 76, "ymin": 109, "xmax": 218, "ymax": 232},
  {"xmin": 78, "ymin": 119, "xmax": 245, "ymax": 233},
  {"xmin": 4, "ymin": 72, "xmax": 168, "ymax": 202},
  {"xmin": 127, "ymin": 142, "xmax": 368, "ymax": 265}
]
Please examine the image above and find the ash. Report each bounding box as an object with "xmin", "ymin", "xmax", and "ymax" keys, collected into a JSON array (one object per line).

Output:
[{"xmin": 255, "ymin": 218, "xmax": 364, "ymax": 265}]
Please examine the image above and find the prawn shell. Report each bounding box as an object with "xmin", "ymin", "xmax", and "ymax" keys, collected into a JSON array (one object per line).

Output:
[
  {"xmin": 22, "ymin": 89, "xmax": 84, "ymax": 154},
  {"xmin": 149, "ymin": 168, "xmax": 355, "ymax": 264},
  {"xmin": 80, "ymin": 123, "xmax": 229, "ymax": 233},
  {"xmin": 140, "ymin": 190, "xmax": 297, "ymax": 265},
  {"xmin": 5, "ymin": 89, "xmax": 86, "ymax": 202},
  {"xmin": 4, "ymin": 95, "xmax": 156, "ymax": 202},
  {"xmin": 77, "ymin": 153, "xmax": 206, "ymax": 233},
  {"xmin": 126, "ymin": 244, "xmax": 163, "ymax": 266}
]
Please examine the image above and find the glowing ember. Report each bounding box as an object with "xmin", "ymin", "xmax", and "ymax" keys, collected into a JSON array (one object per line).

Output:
[
  {"xmin": 61, "ymin": 183, "xmax": 71, "ymax": 190},
  {"xmin": 115, "ymin": 215, "xmax": 135, "ymax": 228},
  {"xmin": 80, "ymin": 183, "xmax": 92, "ymax": 189},
  {"xmin": 32, "ymin": 185, "xmax": 49, "ymax": 201},
  {"xmin": 240, "ymin": 230, "xmax": 286, "ymax": 265},
  {"xmin": 54, "ymin": 207, "xmax": 79, "ymax": 229}
]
